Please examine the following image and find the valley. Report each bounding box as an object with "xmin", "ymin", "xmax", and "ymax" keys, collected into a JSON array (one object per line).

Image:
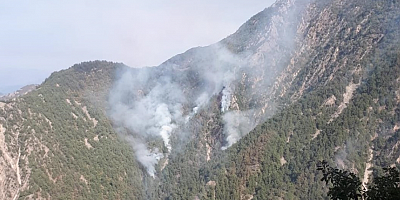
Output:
[{"xmin": 1, "ymin": 0, "xmax": 400, "ymax": 199}]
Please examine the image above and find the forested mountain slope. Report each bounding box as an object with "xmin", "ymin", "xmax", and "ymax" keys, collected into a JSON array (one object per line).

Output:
[
  {"xmin": 0, "ymin": 62, "xmax": 145, "ymax": 199},
  {"xmin": 1, "ymin": 0, "xmax": 399, "ymax": 199}
]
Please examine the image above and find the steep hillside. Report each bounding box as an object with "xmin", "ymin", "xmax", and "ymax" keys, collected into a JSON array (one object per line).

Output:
[
  {"xmin": 130, "ymin": 0, "xmax": 399, "ymax": 199},
  {"xmin": 199, "ymin": 1, "xmax": 400, "ymax": 199},
  {"xmin": 1, "ymin": 0, "xmax": 400, "ymax": 199},
  {"xmin": 0, "ymin": 61, "xmax": 144, "ymax": 199}
]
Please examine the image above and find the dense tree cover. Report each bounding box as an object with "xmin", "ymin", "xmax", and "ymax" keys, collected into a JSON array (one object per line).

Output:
[
  {"xmin": 1, "ymin": 0, "xmax": 399, "ymax": 199},
  {"xmin": 145, "ymin": 1, "xmax": 400, "ymax": 199},
  {"xmin": 2, "ymin": 61, "xmax": 145, "ymax": 199}
]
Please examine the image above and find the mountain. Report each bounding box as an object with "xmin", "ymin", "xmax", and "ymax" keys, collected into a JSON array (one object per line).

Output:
[
  {"xmin": 1, "ymin": 0, "xmax": 400, "ymax": 199},
  {"xmin": 0, "ymin": 62, "xmax": 145, "ymax": 199},
  {"xmin": 0, "ymin": 85, "xmax": 38, "ymax": 101}
]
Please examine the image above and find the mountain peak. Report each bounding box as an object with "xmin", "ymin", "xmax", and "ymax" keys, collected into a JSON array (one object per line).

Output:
[
  {"xmin": 1, "ymin": 0, "xmax": 400, "ymax": 199},
  {"xmin": 70, "ymin": 60, "xmax": 123, "ymax": 73}
]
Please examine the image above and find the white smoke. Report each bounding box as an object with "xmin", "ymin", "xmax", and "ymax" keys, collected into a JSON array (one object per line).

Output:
[
  {"xmin": 195, "ymin": 92, "xmax": 211, "ymax": 110},
  {"xmin": 155, "ymin": 103, "xmax": 176, "ymax": 151},
  {"xmin": 125, "ymin": 137, "xmax": 163, "ymax": 177},
  {"xmin": 221, "ymin": 86, "xmax": 232, "ymax": 112},
  {"xmin": 185, "ymin": 92, "xmax": 210, "ymax": 123},
  {"xmin": 221, "ymin": 110, "xmax": 257, "ymax": 150},
  {"xmin": 107, "ymin": 0, "xmax": 307, "ymax": 176},
  {"xmin": 108, "ymin": 44, "xmax": 253, "ymax": 176},
  {"xmin": 109, "ymin": 70, "xmax": 188, "ymax": 176}
]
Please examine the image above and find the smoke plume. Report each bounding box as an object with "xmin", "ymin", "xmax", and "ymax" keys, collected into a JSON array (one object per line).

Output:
[
  {"xmin": 221, "ymin": 110, "xmax": 257, "ymax": 150},
  {"xmin": 106, "ymin": 0, "xmax": 309, "ymax": 177},
  {"xmin": 221, "ymin": 86, "xmax": 232, "ymax": 113},
  {"xmin": 125, "ymin": 136, "xmax": 163, "ymax": 177},
  {"xmin": 109, "ymin": 44, "xmax": 263, "ymax": 175}
]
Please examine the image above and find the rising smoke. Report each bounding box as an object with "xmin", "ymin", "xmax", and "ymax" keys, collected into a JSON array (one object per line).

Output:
[
  {"xmin": 221, "ymin": 86, "xmax": 232, "ymax": 113},
  {"xmin": 125, "ymin": 136, "xmax": 163, "ymax": 177},
  {"xmin": 221, "ymin": 110, "xmax": 257, "ymax": 150},
  {"xmin": 108, "ymin": 67, "xmax": 187, "ymax": 176},
  {"xmin": 107, "ymin": 0, "xmax": 309, "ymax": 178},
  {"xmin": 108, "ymin": 44, "xmax": 260, "ymax": 176}
]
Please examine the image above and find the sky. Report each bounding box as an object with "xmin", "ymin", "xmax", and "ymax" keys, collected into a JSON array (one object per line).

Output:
[{"xmin": 0, "ymin": 0, "xmax": 276, "ymax": 94}]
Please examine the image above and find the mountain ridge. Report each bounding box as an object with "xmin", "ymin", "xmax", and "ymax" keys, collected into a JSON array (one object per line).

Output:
[{"xmin": 1, "ymin": 0, "xmax": 400, "ymax": 199}]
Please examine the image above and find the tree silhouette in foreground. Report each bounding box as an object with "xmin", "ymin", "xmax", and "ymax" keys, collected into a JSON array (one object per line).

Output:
[{"xmin": 317, "ymin": 160, "xmax": 400, "ymax": 200}]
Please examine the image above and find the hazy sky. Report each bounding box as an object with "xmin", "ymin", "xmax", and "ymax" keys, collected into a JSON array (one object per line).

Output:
[{"xmin": 0, "ymin": 0, "xmax": 275, "ymax": 93}]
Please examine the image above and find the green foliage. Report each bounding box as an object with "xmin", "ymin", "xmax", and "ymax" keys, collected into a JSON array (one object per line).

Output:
[
  {"xmin": 3, "ymin": 61, "xmax": 144, "ymax": 199},
  {"xmin": 317, "ymin": 161, "xmax": 362, "ymax": 200},
  {"xmin": 171, "ymin": 1, "xmax": 400, "ymax": 199},
  {"xmin": 366, "ymin": 167, "xmax": 400, "ymax": 200},
  {"xmin": 1, "ymin": 0, "xmax": 399, "ymax": 199},
  {"xmin": 317, "ymin": 161, "xmax": 400, "ymax": 200}
]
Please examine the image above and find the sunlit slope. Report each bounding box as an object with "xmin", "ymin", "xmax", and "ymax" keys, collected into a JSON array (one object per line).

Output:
[
  {"xmin": 1, "ymin": 0, "xmax": 399, "ymax": 199},
  {"xmin": 0, "ymin": 61, "xmax": 144, "ymax": 199}
]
